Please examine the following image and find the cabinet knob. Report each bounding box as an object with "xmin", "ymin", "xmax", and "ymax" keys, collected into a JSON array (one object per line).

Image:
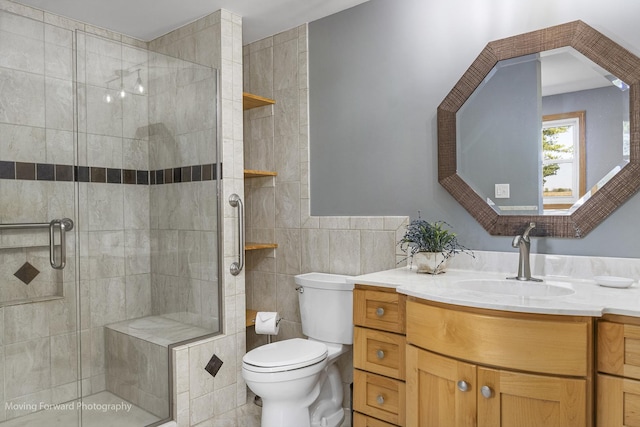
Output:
[
  {"xmin": 481, "ymin": 385, "xmax": 493, "ymax": 399},
  {"xmin": 457, "ymin": 380, "xmax": 469, "ymax": 392},
  {"xmin": 376, "ymin": 395, "xmax": 385, "ymax": 405},
  {"xmin": 376, "ymin": 350, "xmax": 385, "ymax": 360},
  {"xmin": 376, "ymin": 307, "xmax": 385, "ymax": 317}
]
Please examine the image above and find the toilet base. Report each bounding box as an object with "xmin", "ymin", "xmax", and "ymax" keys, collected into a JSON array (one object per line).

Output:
[
  {"xmin": 255, "ymin": 363, "xmax": 346, "ymax": 427},
  {"xmin": 311, "ymin": 407, "xmax": 345, "ymax": 427},
  {"xmin": 309, "ymin": 364, "xmax": 345, "ymax": 427},
  {"xmin": 259, "ymin": 397, "xmax": 345, "ymax": 427},
  {"xmin": 261, "ymin": 396, "xmax": 316, "ymax": 427}
]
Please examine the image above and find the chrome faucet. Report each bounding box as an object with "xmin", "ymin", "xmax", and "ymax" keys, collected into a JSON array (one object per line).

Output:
[{"xmin": 508, "ymin": 222, "xmax": 542, "ymax": 282}]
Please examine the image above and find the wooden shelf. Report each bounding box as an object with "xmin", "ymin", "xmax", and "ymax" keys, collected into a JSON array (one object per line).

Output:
[
  {"xmin": 246, "ymin": 309, "xmax": 257, "ymax": 328},
  {"xmin": 244, "ymin": 92, "xmax": 277, "ymax": 332},
  {"xmin": 245, "ymin": 242, "xmax": 278, "ymax": 251},
  {"xmin": 243, "ymin": 92, "xmax": 275, "ymax": 110},
  {"xmin": 244, "ymin": 169, "xmax": 277, "ymax": 178}
]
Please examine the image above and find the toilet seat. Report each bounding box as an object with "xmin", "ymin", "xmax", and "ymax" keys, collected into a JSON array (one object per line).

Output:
[{"xmin": 243, "ymin": 338, "xmax": 328, "ymax": 373}]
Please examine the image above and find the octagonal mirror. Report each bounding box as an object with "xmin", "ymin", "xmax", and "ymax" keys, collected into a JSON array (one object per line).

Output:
[{"xmin": 438, "ymin": 20, "xmax": 640, "ymax": 237}]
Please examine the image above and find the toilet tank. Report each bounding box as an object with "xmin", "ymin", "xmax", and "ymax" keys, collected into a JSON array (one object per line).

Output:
[{"xmin": 294, "ymin": 272, "xmax": 354, "ymax": 345}]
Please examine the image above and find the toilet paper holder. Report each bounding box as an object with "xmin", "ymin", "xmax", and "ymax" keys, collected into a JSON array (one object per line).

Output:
[
  {"xmin": 252, "ymin": 315, "xmax": 282, "ymax": 344},
  {"xmin": 252, "ymin": 316, "xmax": 282, "ymax": 326}
]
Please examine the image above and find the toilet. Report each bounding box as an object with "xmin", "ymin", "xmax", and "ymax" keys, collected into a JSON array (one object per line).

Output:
[{"xmin": 242, "ymin": 272, "xmax": 354, "ymax": 427}]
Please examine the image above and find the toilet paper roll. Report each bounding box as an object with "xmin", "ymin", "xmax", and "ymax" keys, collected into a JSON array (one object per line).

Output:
[{"xmin": 255, "ymin": 311, "xmax": 280, "ymax": 335}]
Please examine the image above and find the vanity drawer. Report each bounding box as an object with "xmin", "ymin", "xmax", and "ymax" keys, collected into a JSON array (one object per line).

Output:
[
  {"xmin": 354, "ymin": 326, "xmax": 406, "ymax": 380},
  {"xmin": 353, "ymin": 412, "xmax": 398, "ymax": 427},
  {"xmin": 354, "ymin": 369, "xmax": 405, "ymax": 426},
  {"xmin": 598, "ymin": 320, "xmax": 640, "ymax": 380},
  {"xmin": 354, "ymin": 288, "xmax": 405, "ymax": 334},
  {"xmin": 406, "ymin": 299, "xmax": 591, "ymax": 376}
]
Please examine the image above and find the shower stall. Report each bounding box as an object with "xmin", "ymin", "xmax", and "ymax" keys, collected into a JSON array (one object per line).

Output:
[{"xmin": 0, "ymin": 9, "xmax": 221, "ymax": 426}]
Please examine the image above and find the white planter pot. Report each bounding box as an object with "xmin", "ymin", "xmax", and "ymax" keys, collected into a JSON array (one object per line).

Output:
[{"xmin": 413, "ymin": 252, "xmax": 449, "ymax": 274}]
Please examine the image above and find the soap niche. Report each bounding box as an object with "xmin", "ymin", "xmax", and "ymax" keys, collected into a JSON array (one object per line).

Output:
[{"xmin": 0, "ymin": 245, "xmax": 64, "ymax": 306}]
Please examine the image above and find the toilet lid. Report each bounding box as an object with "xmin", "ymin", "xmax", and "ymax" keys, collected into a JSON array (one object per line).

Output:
[{"xmin": 243, "ymin": 338, "xmax": 328, "ymax": 371}]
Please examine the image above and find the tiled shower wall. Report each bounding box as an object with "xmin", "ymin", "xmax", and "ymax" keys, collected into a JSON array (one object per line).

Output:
[
  {"xmin": 243, "ymin": 24, "xmax": 408, "ymax": 410},
  {"xmin": 0, "ymin": 11, "xmax": 71, "ymax": 304}
]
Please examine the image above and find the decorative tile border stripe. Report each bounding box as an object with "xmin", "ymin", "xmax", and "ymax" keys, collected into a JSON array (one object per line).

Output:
[
  {"xmin": 150, "ymin": 163, "xmax": 219, "ymax": 185},
  {"xmin": 0, "ymin": 161, "xmax": 220, "ymax": 185}
]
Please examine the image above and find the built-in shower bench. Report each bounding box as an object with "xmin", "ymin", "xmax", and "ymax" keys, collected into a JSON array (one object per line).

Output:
[{"xmin": 105, "ymin": 316, "xmax": 212, "ymax": 419}]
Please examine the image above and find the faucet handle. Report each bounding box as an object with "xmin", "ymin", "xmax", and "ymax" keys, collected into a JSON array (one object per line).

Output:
[
  {"xmin": 511, "ymin": 235, "xmax": 521, "ymax": 248},
  {"xmin": 522, "ymin": 222, "xmax": 536, "ymax": 239}
]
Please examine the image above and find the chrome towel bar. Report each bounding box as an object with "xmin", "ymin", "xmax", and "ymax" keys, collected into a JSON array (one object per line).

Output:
[{"xmin": 0, "ymin": 218, "xmax": 74, "ymax": 270}]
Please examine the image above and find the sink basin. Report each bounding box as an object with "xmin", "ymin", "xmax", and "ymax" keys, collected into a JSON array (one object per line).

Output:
[{"xmin": 452, "ymin": 279, "xmax": 575, "ymax": 298}]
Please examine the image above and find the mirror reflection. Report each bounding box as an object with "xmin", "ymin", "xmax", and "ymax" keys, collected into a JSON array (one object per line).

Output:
[{"xmin": 456, "ymin": 47, "xmax": 630, "ymax": 216}]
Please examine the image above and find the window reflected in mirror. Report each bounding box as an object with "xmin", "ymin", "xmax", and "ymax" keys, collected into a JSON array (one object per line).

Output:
[{"xmin": 542, "ymin": 111, "xmax": 585, "ymax": 212}]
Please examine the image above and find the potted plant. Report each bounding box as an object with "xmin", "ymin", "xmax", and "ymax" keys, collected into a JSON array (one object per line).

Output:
[{"xmin": 399, "ymin": 215, "xmax": 473, "ymax": 274}]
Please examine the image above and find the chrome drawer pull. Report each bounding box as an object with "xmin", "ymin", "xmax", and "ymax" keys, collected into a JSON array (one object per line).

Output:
[
  {"xmin": 481, "ymin": 385, "xmax": 493, "ymax": 399},
  {"xmin": 457, "ymin": 380, "xmax": 469, "ymax": 392},
  {"xmin": 375, "ymin": 307, "xmax": 385, "ymax": 317},
  {"xmin": 376, "ymin": 350, "xmax": 385, "ymax": 360},
  {"xmin": 376, "ymin": 395, "xmax": 385, "ymax": 405}
]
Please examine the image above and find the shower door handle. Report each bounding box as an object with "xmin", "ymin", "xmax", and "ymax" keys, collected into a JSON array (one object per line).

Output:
[
  {"xmin": 49, "ymin": 218, "xmax": 74, "ymax": 270},
  {"xmin": 229, "ymin": 194, "xmax": 245, "ymax": 276}
]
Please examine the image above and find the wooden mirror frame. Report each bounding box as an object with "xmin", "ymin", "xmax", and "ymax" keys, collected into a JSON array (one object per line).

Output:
[{"xmin": 438, "ymin": 20, "xmax": 640, "ymax": 237}]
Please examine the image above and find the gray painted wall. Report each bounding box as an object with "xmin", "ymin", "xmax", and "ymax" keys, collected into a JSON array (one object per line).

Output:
[
  {"xmin": 308, "ymin": 0, "xmax": 640, "ymax": 258},
  {"xmin": 458, "ymin": 58, "xmax": 541, "ymax": 213},
  {"xmin": 543, "ymin": 86, "xmax": 628, "ymax": 188}
]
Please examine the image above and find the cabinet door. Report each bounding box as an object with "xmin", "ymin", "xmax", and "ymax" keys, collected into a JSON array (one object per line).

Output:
[
  {"xmin": 406, "ymin": 345, "xmax": 476, "ymax": 427},
  {"xmin": 477, "ymin": 367, "xmax": 587, "ymax": 427},
  {"xmin": 597, "ymin": 373, "xmax": 640, "ymax": 426}
]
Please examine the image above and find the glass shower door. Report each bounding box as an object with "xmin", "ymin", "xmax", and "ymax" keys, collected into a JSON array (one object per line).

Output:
[
  {"xmin": 0, "ymin": 9, "xmax": 81, "ymax": 427},
  {"xmin": 75, "ymin": 31, "xmax": 220, "ymax": 426}
]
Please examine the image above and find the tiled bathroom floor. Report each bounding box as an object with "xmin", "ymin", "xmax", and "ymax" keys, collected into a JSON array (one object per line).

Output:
[
  {"xmin": 0, "ymin": 392, "xmax": 159, "ymax": 427},
  {"xmin": 236, "ymin": 394, "xmax": 351, "ymax": 427},
  {"xmin": 1, "ymin": 391, "xmax": 351, "ymax": 427}
]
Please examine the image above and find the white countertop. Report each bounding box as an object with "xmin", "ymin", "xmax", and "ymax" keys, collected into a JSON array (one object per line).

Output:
[{"xmin": 348, "ymin": 267, "xmax": 640, "ymax": 317}]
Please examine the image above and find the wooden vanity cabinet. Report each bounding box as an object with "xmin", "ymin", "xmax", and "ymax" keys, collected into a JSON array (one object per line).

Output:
[
  {"xmin": 406, "ymin": 298, "xmax": 593, "ymax": 427},
  {"xmin": 353, "ymin": 286, "xmax": 407, "ymax": 426},
  {"xmin": 597, "ymin": 315, "xmax": 640, "ymax": 426}
]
